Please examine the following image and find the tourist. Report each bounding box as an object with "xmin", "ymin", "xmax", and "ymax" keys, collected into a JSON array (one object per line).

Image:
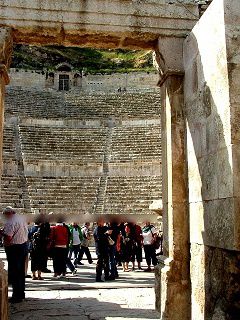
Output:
[
  {"xmin": 64, "ymin": 223, "xmax": 77, "ymax": 275},
  {"xmin": 132, "ymin": 223, "xmax": 143, "ymax": 270},
  {"xmin": 41, "ymin": 220, "xmax": 52, "ymax": 273},
  {"xmin": 78, "ymin": 222, "xmax": 93, "ymax": 265},
  {"xmin": 121, "ymin": 222, "xmax": 134, "ymax": 272},
  {"xmin": 142, "ymin": 221, "xmax": 158, "ymax": 272},
  {"xmin": 116, "ymin": 222, "xmax": 126, "ymax": 267},
  {"xmin": 25, "ymin": 221, "xmax": 32, "ymax": 279},
  {"xmin": 1, "ymin": 206, "xmax": 28, "ymax": 303},
  {"xmin": 68, "ymin": 222, "xmax": 83, "ymax": 266},
  {"xmin": 50, "ymin": 219, "xmax": 69, "ymax": 278},
  {"xmin": 93, "ymin": 218, "xmax": 111, "ymax": 282},
  {"xmin": 29, "ymin": 222, "xmax": 49, "ymax": 280},
  {"xmin": 115, "ymin": 225, "xmax": 122, "ymax": 267},
  {"xmin": 108, "ymin": 221, "xmax": 120, "ymax": 279}
]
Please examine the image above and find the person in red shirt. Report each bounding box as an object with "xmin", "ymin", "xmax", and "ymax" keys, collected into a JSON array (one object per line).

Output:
[{"xmin": 50, "ymin": 221, "xmax": 70, "ymax": 278}]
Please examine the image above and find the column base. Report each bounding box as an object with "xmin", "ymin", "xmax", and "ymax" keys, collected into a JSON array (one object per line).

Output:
[{"xmin": 155, "ymin": 256, "xmax": 190, "ymax": 320}]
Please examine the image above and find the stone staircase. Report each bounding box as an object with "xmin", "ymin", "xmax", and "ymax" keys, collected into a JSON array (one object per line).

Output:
[
  {"xmin": 94, "ymin": 176, "xmax": 108, "ymax": 215},
  {"xmin": 15, "ymin": 123, "xmax": 31, "ymax": 211},
  {"xmin": 94, "ymin": 127, "xmax": 112, "ymax": 214}
]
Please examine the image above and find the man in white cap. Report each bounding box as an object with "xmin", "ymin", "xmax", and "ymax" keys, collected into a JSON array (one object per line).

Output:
[{"xmin": 1, "ymin": 206, "xmax": 28, "ymax": 303}]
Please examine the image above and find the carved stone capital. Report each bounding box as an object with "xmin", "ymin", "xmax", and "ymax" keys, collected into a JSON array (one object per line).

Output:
[
  {"xmin": 155, "ymin": 36, "xmax": 184, "ymax": 80},
  {"xmin": 0, "ymin": 27, "xmax": 13, "ymax": 85},
  {"xmin": 157, "ymin": 69, "xmax": 184, "ymax": 87}
]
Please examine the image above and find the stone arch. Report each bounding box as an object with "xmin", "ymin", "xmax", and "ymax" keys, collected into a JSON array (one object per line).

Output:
[{"xmin": 55, "ymin": 63, "xmax": 72, "ymax": 72}]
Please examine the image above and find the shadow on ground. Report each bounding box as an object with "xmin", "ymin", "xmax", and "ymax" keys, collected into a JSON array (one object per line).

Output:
[{"xmin": 9, "ymin": 290, "xmax": 160, "ymax": 320}]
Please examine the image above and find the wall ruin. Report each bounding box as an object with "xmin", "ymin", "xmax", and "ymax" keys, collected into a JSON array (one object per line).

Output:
[{"xmin": 8, "ymin": 69, "xmax": 159, "ymax": 93}]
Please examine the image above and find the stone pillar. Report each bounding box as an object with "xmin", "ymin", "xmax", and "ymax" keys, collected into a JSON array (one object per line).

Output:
[
  {"xmin": 155, "ymin": 37, "xmax": 190, "ymax": 320},
  {"xmin": 0, "ymin": 27, "xmax": 13, "ymax": 320},
  {"xmin": 183, "ymin": 0, "xmax": 240, "ymax": 318}
]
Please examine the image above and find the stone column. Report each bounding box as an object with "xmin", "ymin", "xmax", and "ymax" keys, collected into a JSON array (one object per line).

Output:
[
  {"xmin": 183, "ymin": 1, "xmax": 240, "ymax": 318},
  {"xmin": 0, "ymin": 27, "xmax": 13, "ymax": 320},
  {"xmin": 154, "ymin": 37, "xmax": 190, "ymax": 320}
]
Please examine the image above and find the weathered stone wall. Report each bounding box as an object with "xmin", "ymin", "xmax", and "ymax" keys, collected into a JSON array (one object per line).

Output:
[
  {"xmin": 184, "ymin": 0, "xmax": 240, "ymax": 318},
  {"xmin": 82, "ymin": 72, "xmax": 159, "ymax": 93},
  {"xmin": 9, "ymin": 69, "xmax": 45, "ymax": 88},
  {"xmin": 8, "ymin": 69, "xmax": 159, "ymax": 93}
]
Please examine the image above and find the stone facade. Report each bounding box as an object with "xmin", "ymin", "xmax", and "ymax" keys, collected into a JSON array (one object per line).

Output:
[{"xmin": 9, "ymin": 68, "xmax": 159, "ymax": 93}]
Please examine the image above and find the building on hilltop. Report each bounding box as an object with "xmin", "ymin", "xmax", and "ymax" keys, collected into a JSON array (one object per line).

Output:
[
  {"xmin": 9, "ymin": 67, "xmax": 159, "ymax": 93},
  {"xmin": 45, "ymin": 63, "xmax": 82, "ymax": 91}
]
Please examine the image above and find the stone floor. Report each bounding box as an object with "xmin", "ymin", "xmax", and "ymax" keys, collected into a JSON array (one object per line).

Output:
[{"xmin": 1, "ymin": 249, "xmax": 160, "ymax": 320}]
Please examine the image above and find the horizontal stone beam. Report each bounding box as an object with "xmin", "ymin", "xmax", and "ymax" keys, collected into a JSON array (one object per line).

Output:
[{"xmin": 0, "ymin": 0, "xmax": 199, "ymax": 48}]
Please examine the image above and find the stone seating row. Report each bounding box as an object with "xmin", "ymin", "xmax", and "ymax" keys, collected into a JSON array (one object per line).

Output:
[
  {"xmin": 5, "ymin": 87, "xmax": 161, "ymax": 120},
  {"xmin": 2, "ymin": 126, "xmax": 16, "ymax": 159},
  {"xmin": 0, "ymin": 176, "xmax": 26, "ymax": 212},
  {"xmin": 0, "ymin": 173, "xmax": 162, "ymax": 215},
  {"xmin": 19, "ymin": 125, "xmax": 107, "ymax": 162},
  {"xmin": 102, "ymin": 176, "xmax": 162, "ymax": 214},
  {"xmin": 110, "ymin": 125, "xmax": 161, "ymax": 162},
  {"xmin": 25, "ymin": 176, "xmax": 100, "ymax": 214},
  {"xmin": 17, "ymin": 124, "xmax": 161, "ymax": 163}
]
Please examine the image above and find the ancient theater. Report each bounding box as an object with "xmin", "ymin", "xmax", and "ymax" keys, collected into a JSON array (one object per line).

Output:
[{"xmin": 0, "ymin": 0, "xmax": 240, "ymax": 319}]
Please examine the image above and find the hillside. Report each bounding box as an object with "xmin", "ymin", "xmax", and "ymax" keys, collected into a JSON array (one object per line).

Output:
[{"xmin": 12, "ymin": 45, "xmax": 155, "ymax": 74}]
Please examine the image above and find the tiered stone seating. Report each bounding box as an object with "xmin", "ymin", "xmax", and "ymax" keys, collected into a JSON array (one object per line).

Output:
[
  {"xmin": 103, "ymin": 176, "xmax": 162, "ymax": 214},
  {"xmin": 26, "ymin": 177, "xmax": 100, "ymax": 214},
  {"xmin": 0, "ymin": 176, "xmax": 26, "ymax": 212},
  {"xmin": 65, "ymin": 92, "xmax": 161, "ymax": 119},
  {"xmin": 2, "ymin": 87, "xmax": 162, "ymax": 215},
  {"xmin": 5, "ymin": 88, "xmax": 67, "ymax": 119},
  {"xmin": 5, "ymin": 87, "xmax": 161, "ymax": 120},
  {"xmin": 19, "ymin": 125, "xmax": 107, "ymax": 163},
  {"xmin": 2, "ymin": 125, "xmax": 16, "ymax": 161},
  {"xmin": 110, "ymin": 125, "xmax": 161, "ymax": 162}
]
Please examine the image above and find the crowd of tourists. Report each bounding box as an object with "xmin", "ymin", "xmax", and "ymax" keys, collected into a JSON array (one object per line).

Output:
[{"xmin": 0, "ymin": 206, "xmax": 162, "ymax": 303}]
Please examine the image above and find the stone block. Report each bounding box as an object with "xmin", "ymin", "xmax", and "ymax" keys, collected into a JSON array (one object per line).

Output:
[
  {"xmin": 187, "ymin": 148, "xmax": 202, "ymax": 203},
  {"xmin": 191, "ymin": 243, "xmax": 240, "ymax": 320},
  {"xmin": 189, "ymin": 201, "xmax": 205, "ymax": 245},
  {"xmin": 186, "ymin": 114, "xmax": 207, "ymax": 160},
  {"xmin": 217, "ymin": 145, "xmax": 233, "ymax": 199},
  {"xmin": 203, "ymin": 198, "xmax": 236, "ymax": 250},
  {"xmin": 230, "ymin": 102, "xmax": 240, "ymax": 144},
  {"xmin": 190, "ymin": 197, "xmax": 239, "ymax": 251},
  {"xmin": 200, "ymin": 146, "xmax": 233, "ymax": 201},
  {"xmin": 0, "ymin": 0, "xmax": 198, "ymax": 49},
  {"xmin": 199, "ymin": 153, "xmax": 218, "ymax": 201},
  {"xmin": 233, "ymin": 197, "xmax": 240, "ymax": 248},
  {"xmin": 190, "ymin": 243, "xmax": 205, "ymax": 320}
]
